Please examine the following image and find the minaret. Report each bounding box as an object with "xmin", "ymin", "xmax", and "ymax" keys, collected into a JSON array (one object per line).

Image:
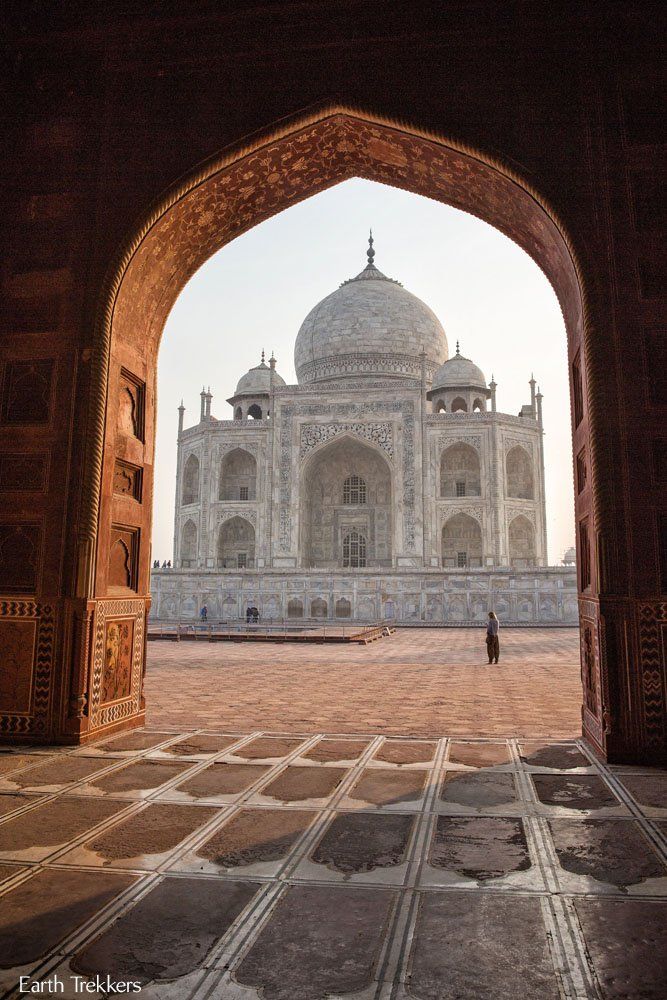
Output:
[
  {"xmin": 489, "ymin": 374, "xmax": 497, "ymax": 413},
  {"xmin": 529, "ymin": 373, "xmax": 537, "ymax": 416},
  {"xmin": 199, "ymin": 386, "xmax": 206, "ymax": 422},
  {"xmin": 535, "ymin": 385, "xmax": 547, "ymax": 565},
  {"xmin": 174, "ymin": 400, "xmax": 186, "ymax": 566},
  {"xmin": 268, "ymin": 351, "xmax": 277, "ymax": 416},
  {"xmin": 205, "ymin": 386, "xmax": 212, "ymax": 419},
  {"xmin": 535, "ymin": 384, "xmax": 543, "ymax": 427}
]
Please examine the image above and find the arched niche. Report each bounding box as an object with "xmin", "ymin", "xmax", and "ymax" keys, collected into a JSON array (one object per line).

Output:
[
  {"xmin": 182, "ymin": 453, "xmax": 199, "ymax": 505},
  {"xmin": 440, "ymin": 443, "xmax": 481, "ymax": 498},
  {"xmin": 508, "ymin": 514, "xmax": 536, "ymax": 567},
  {"xmin": 300, "ymin": 435, "xmax": 392, "ymax": 568},
  {"xmin": 180, "ymin": 520, "xmax": 197, "ymax": 568},
  {"xmin": 219, "ymin": 448, "xmax": 257, "ymax": 501},
  {"xmin": 435, "ymin": 399, "xmax": 446, "ymax": 413},
  {"xmin": 310, "ymin": 597, "xmax": 328, "ymax": 619},
  {"xmin": 217, "ymin": 516, "xmax": 255, "ymax": 569},
  {"xmin": 451, "ymin": 397, "xmax": 468, "ymax": 413},
  {"xmin": 442, "ymin": 513, "xmax": 483, "ymax": 568},
  {"xmin": 335, "ymin": 597, "xmax": 352, "ymax": 618},
  {"xmin": 287, "ymin": 598, "xmax": 303, "ymax": 619},
  {"xmin": 247, "ymin": 403, "xmax": 263, "ymax": 420},
  {"xmin": 506, "ymin": 446, "xmax": 534, "ymax": 499}
]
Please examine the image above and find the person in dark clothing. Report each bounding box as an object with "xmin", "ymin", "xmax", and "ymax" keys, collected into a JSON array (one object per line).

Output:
[
  {"xmin": 486, "ymin": 611, "xmax": 500, "ymax": 663},
  {"xmin": 246, "ymin": 606, "xmax": 252, "ymax": 624}
]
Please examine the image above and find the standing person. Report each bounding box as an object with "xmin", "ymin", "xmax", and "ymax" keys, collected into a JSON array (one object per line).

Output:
[
  {"xmin": 199, "ymin": 605, "xmax": 208, "ymax": 622},
  {"xmin": 486, "ymin": 611, "xmax": 500, "ymax": 664}
]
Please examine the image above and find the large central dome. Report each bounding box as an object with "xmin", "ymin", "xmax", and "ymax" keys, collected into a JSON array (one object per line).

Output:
[{"xmin": 294, "ymin": 236, "xmax": 448, "ymax": 385}]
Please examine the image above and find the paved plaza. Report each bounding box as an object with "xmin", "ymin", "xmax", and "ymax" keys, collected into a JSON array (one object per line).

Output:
[
  {"xmin": 146, "ymin": 627, "xmax": 582, "ymax": 738},
  {"xmin": 1, "ymin": 629, "xmax": 665, "ymax": 998},
  {"xmin": 0, "ymin": 728, "xmax": 666, "ymax": 998}
]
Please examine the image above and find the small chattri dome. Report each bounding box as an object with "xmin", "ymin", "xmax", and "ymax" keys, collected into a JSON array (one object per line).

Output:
[
  {"xmin": 430, "ymin": 342, "xmax": 487, "ymax": 392},
  {"xmin": 233, "ymin": 352, "xmax": 286, "ymax": 396}
]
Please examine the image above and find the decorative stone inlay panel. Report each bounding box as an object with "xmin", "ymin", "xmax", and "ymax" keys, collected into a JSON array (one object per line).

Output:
[
  {"xmin": 288, "ymin": 379, "xmax": 422, "ymax": 391},
  {"xmin": 118, "ymin": 368, "xmax": 145, "ymax": 442},
  {"xmin": 0, "ymin": 601, "xmax": 55, "ymax": 738},
  {"xmin": 503, "ymin": 436, "xmax": 535, "ymax": 455},
  {"xmin": 216, "ymin": 509, "xmax": 258, "ymax": 526},
  {"xmin": 0, "ymin": 359, "xmax": 55, "ymax": 425},
  {"xmin": 0, "ymin": 453, "xmax": 49, "ymax": 492},
  {"xmin": 90, "ymin": 599, "xmax": 144, "ymax": 729},
  {"xmin": 0, "ymin": 522, "xmax": 42, "ymax": 593},
  {"xmin": 438, "ymin": 505, "xmax": 484, "ymax": 524},
  {"xmin": 214, "ymin": 419, "xmax": 269, "ymax": 428},
  {"xmin": 218, "ymin": 441, "xmax": 260, "ymax": 458},
  {"xmin": 100, "ymin": 617, "xmax": 135, "ymax": 704},
  {"xmin": 113, "ymin": 460, "xmax": 142, "ymax": 501},
  {"xmin": 505, "ymin": 507, "xmax": 537, "ymax": 526},
  {"xmin": 638, "ymin": 601, "xmax": 667, "ymax": 750},
  {"xmin": 437, "ymin": 434, "xmax": 482, "ymax": 451},
  {"xmin": 299, "ymin": 422, "xmax": 393, "ymax": 459},
  {"xmin": 298, "ymin": 352, "xmax": 439, "ymax": 383}
]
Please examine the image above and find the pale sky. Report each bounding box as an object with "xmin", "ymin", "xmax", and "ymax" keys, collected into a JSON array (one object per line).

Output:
[{"xmin": 154, "ymin": 178, "xmax": 575, "ymax": 565}]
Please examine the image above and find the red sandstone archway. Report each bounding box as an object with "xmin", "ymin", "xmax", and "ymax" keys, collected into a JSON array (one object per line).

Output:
[{"xmin": 68, "ymin": 107, "xmax": 604, "ymax": 755}]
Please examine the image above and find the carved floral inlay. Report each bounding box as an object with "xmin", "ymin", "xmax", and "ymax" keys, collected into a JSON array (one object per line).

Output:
[{"xmin": 300, "ymin": 422, "xmax": 393, "ymax": 459}]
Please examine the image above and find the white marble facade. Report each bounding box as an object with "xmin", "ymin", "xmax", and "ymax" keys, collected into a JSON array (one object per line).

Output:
[{"xmin": 154, "ymin": 239, "xmax": 577, "ymax": 623}]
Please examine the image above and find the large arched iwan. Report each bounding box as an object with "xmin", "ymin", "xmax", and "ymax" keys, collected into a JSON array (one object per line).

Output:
[{"xmin": 74, "ymin": 107, "xmax": 604, "ymax": 755}]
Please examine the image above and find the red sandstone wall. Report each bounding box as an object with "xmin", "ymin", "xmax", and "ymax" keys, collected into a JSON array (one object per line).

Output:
[{"xmin": 0, "ymin": 2, "xmax": 664, "ymax": 759}]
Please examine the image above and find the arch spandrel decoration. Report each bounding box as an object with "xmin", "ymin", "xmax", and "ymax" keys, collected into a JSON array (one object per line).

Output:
[{"xmin": 69, "ymin": 103, "xmax": 626, "ymax": 758}]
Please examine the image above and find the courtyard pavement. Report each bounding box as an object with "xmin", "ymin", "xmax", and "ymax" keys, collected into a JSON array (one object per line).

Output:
[
  {"xmin": 145, "ymin": 627, "xmax": 582, "ymax": 737},
  {"xmin": 1, "ymin": 630, "xmax": 665, "ymax": 997}
]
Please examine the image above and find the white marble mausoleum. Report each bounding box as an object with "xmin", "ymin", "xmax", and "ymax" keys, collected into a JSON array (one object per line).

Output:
[{"xmin": 151, "ymin": 237, "xmax": 577, "ymax": 624}]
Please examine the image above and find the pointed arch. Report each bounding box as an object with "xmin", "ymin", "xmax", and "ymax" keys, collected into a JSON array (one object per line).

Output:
[
  {"xmin": 300, "ymin": 434, "xmax": 392, "ymax": 568},
  {"xmin": 506, "ymin": 446, "xmax": 534, "ymax": 499},
  {"xmin": 217, "ymin": 516, "xmax": 255, "ymax": 569},
  {"xmin": 310, "ymin": 597, "xmax": 328, "ymax": 619},
  {"xmin": 182, "ymin": 453, "xmax": 200, "ymax": 505},
  {"xmin": 180, "ymin": 519, "xmax": 197, "ymax": 567},
  {"xmin": 440, "ymin": 443, "xmax": 481, "ymax": 498},
  {"xmin": 442, "ymin": 512, "xmax": 483, "ymax": 568},
  {"xmin": 219, "ymin": 448, "xmax": 257, "ymax": 501},
  {"xmin": 508, "ymin": 514, "xmax": 536, "ymax": 567},
  {"xmin": 72, "ymin": 104, "xmax": 614, "ymax": 755}
]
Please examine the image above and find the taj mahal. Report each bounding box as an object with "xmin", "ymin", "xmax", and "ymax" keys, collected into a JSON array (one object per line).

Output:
[{"xmin": 151, "ymin": 236, "xmax": 577, "ymax": 624}]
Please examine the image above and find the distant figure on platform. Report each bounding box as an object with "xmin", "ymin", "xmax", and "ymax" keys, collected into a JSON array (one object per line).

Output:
[
  {"xmin": 246, "ymin": 606, "xmax": 252, "ymax": 624},
  {"xmin": 486, "ymin": 611, "xmax": 500, "ymax": 664},
  {"xmin": 200, "ymin": 605, "xmax": 208, "ymax": 622},
  {"xmin": 251, "ymin": 606, "xmax": 259, "ymax": 623},
  {"xmin": 167, "ymin": 560, "xmax": 171, "ymax": 568},
  {"xmin": 162, "ymin": 560, "xmax": 167, "ymax": 568}
]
